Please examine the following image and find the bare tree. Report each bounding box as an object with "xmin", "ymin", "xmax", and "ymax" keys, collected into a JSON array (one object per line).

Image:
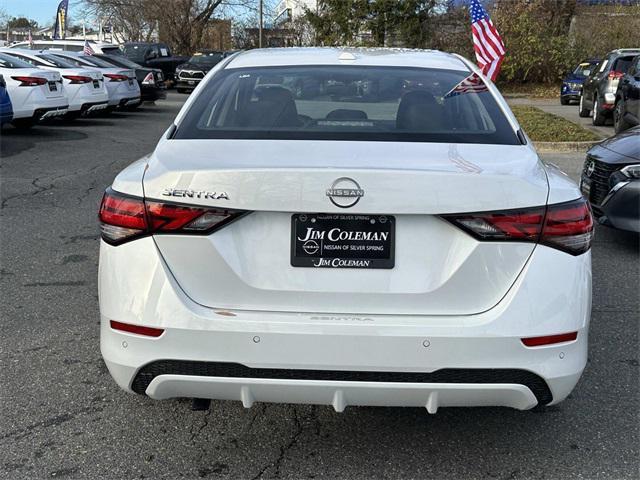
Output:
[{"xmin": 82, "ymin": 0, "xmax": 255, "ymax": 52}]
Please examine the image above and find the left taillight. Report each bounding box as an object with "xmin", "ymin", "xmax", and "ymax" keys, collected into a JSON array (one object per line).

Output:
[
  {"xmin": 442, "ymin": 198, "xmax": 593, "ymax": 256},
  {"xmin": 11, "ymin": 76, "xmax": 48, "ymax": 86},
  {"xmin": 98, "ymin": 188, "xmax": 250, "ymax": 245},
  {"xmin": 142, "ymin": 72, "xmax": 155, "ymax": 85}
]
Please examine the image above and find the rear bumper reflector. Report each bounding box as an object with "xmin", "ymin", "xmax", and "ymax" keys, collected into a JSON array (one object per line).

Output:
[
  {"xmin": 521, "ymin": 332, "xmax": 578, "ymax": 347},
  {"xmin": 110, "ymin": 320, "xmax": 164, "ymax": 337}
]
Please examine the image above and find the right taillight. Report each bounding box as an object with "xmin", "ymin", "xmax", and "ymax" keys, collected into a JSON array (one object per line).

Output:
[
  {"xmin": 540, "ymin": 198, "xmax": 593, "ymax": 255},
  {"xmin": 443, "ymin": 198, "xmax": 593, "ymax": 256},
  {"xmin": 98, "ymin": 188, "xmax": 250, "ymax": 246}
]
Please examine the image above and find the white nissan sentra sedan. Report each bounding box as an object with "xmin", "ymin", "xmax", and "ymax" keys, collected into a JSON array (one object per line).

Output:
[{"xmin": 99, "ymin": 48, "xmax": 593, "ymax": 413}]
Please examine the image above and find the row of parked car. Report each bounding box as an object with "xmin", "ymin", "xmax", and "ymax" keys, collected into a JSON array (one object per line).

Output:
[
  {"xmin": 560, "ymin": 48, "xmax": 640, "ymax": 133},
  {"xmin": 0, "ymin": 41, "xmax": 169, "ymax": 129}
]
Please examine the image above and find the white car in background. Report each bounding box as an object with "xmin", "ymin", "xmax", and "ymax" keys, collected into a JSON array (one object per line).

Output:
[
  {"xmin": 0, "ymin": 52, "xmax": 68, "ymax": 128},
  {"xmin": 99, "ymin": 48, "xmax": 593, "ymax": 413},
  {"xmin": 47, "ymin": 51, "xmax": 141, "ymax": 111},
  {"xmin": 0, "ymin": 49, "xmax": 109, "ymax": 118},
  {"xmin": 9, "ymin": 39, "xmax": 121, "ymax": 55}
]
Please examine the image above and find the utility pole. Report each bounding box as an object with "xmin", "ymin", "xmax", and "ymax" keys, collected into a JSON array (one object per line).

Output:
[{"xmin": 259, "ymin": 0, "xmax": 263, "ymax": 48}]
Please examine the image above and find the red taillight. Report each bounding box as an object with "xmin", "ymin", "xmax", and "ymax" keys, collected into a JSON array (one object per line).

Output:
[
  {"xmin": 12, "ymin": 76, "xmax": 48, "ymax": 86},
  {"xmin": 443, "ymin": 198, "xmax": 593, "ymax": 256},
  {"xmin": 63, "ymin": 75, "xmax": 92, "ymax": 84},
  {"xmin": 142, "ymin": 72, "xmax": 155, "ymax": 85},
  {"xmin": 104, "ymin": 73, "xmax": 129, "ymax": 82},
  {"xmin": 98, "ymin": 188, "xmax": 249, "ymax": 245},
  {"xmin": 110, "ymin": 320, "xmax": 164, "ymax": 337},
  {"xmin": 540, "ymin": 199, "xmax": 593, "ymax": 255},
  {"xmin": 608, "ymin": 71, "xmax": 624, "ymax": 80},
  {"xmin": 522, "ymin": 332, "xmax": 578, "ymax": 347}
]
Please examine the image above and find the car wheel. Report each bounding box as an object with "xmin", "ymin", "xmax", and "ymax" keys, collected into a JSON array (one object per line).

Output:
[
  {"xmin": 592, "ymin": 97, "xmax": 606, "ymax": 126},
  {"xmin": 560, "ymin": 96, "xmax": 569, "ymax": 106},
  {"xmin": 614, "ymin": 99, "xmax": 632, "ymax": 133},
  {"xmin": 11, "ymin": 118, "xmax": 36, "ymax": 129},
  {"xmin": 578, "ymin": 95, "xmax": 590, "ymax": 117}
]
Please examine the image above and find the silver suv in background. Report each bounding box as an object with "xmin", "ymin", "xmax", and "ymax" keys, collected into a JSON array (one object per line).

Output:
[{"xmin": 579, "ymin": 48, "xmax": 640, "ymax": 126}]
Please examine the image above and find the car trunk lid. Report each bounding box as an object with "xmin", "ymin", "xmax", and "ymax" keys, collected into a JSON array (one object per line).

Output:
[{"xmin": 142, "ymin": 140, "xmax": 548, "ymax": 315}]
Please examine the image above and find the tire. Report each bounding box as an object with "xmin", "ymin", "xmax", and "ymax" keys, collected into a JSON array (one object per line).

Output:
[
  {"xmin": 614, "ymin": 99, "xmax": 633, "ymax": 133},
  {"xmin": 578, "ymin": 95, "xmax": 590, "ymax": 117},
  {"xmin": 592, "ymin": 96, "xmax": 606, "ymax": 126},
  {"xmin": 11, "ymin": 118, "xmax": 35, "ymax": 129},
  {"xmin": 560, "ymin": 96, "xmax": 570, "ymax": 106}
]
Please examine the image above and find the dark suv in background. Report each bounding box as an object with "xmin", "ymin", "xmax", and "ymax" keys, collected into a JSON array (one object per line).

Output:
[
  {"xmin": 614, "ymin": 55, "xmax": 640, "ymax": 133},
  {"xmin": 580, "ymin": 48, "xmax": 640, "ymax": 126},
  {"xmin": 175, "ymin": 50, "xmax": 225, "ymax": 93}
]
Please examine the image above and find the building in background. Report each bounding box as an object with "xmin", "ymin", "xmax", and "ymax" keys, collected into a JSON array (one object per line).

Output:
[{"xmin": 275, "ymin": 0, "xmax": 318, "ymax": 25}]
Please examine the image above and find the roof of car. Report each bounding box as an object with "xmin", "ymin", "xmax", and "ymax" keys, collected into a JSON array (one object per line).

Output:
[{"xmin": 226, "ymin": 47, "xmax": 470, "ymax": 71}]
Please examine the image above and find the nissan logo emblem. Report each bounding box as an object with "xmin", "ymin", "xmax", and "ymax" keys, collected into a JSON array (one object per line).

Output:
[{"xmin": 326, "ymin": 177, "xmax": 364, "ymax": 208}]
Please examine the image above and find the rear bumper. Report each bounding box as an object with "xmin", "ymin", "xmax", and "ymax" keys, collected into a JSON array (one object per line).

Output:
[
  {"xmin": 141, "ymin": 86, "xmax": 167, "ymax": 101},
  {"xmin": 80, "ymin": 101, "xmax": 109, "ymax": 116},
  {"xmin": 118, "ymin": 96, "xmax": 142, "ymax": 108},
  {"xmin": 100, "ymin": 238, "xmax": 591, "ymax": 411},
  {"xmin": 36, "ymin": 105, "xmax": 69, "ymax": 121}
]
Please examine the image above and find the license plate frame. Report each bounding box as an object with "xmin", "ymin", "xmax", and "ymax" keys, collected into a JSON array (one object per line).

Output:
[{"xmin": 291, "ymin": 213, "xmax": 395, "ymax": 269}]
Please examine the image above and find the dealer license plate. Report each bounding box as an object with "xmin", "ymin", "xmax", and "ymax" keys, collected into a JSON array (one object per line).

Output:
[{"xmin": 291, "ymin": 214, "xmax": 395, "ymax": 269}]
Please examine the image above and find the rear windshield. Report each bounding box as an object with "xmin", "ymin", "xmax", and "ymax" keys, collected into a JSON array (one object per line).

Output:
[
  {"xmin": 75, "ymin": 55, "xmax": 116, "ymax": 68},
  {"xmin": 612, "ymin": 56, "xmax": 638, "ymax": 74},
  {"xmin": 97, "ymin": 55, "xmax": 141, "ymax": 69},
  {"xmin": 174, "ymin": 65, "xmax": 518, "ymax": 145},
  {"xmin": 0, "ymin": 53, "xmax": 33, "ymax": 68},
  {"xmin": 37, "ymin": 53, "xmax": 76, "ymax": 68},
  {"xmin": 122, "ymin": 44, "xmax": 146, "ymax": 62}
]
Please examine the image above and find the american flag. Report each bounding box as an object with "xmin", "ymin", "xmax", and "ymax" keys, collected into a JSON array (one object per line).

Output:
[
  {"xmin": 83, "ymin": 40, "xmax": 95, "ymax": 56},
  {"xmin": 468, "ymin": 0, "xmax": 505, "ymax": 82},
  {"xmin": 445, "ymin": 72, "xmax": 488, "ymax": 98}
]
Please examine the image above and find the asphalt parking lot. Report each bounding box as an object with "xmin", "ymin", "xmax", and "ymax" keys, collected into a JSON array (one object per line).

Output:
[{"xmin": 1, "ymin": 92, "xmax": 638, "ymax": 480}]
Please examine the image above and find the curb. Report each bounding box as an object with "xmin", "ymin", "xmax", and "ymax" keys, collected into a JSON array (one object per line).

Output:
[{"xmin": 533, "ymin": 141, "xmax": 600, "ymax": 153}]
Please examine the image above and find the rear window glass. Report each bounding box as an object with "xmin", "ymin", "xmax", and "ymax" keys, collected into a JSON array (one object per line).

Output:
[
  {"xmin": 123, "ymin": 45, "xmax": 146, "ymax": 62},
  {"xmin": 612, "ymin": 56, "xmax": 637, "ymax": 74},
  {"xmin": 0, "ymin": 53, "xmax": 34, "ymax": 68},
  {"xmin": 175, "ymin": 65, "xmax": 518, "ymax": 145},
  {"xmin": 76, "ymin": 55, "xmax": 116, "ymax": 68},
  {"xmin": 97, "ymin": 55, "xmax": 141, "ymax": 69},
  {"xmin": 37, "ymin": 53, "xmax": 75, "ymax": 68}
]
